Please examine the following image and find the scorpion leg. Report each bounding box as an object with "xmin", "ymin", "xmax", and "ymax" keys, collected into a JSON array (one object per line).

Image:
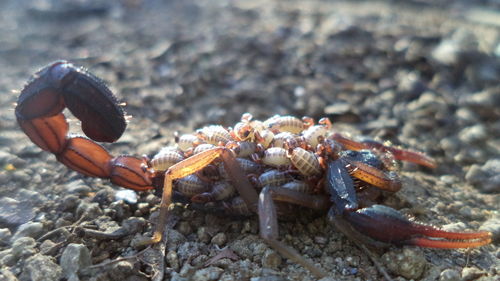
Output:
[
  {"xmin": 330, "ymin": 133, "xmax": 437, "ymax": 168},
  {"xmin": 142, "ymin": 147, "xmax": 259, "ymax": 245},
  {"xmin": 143, "ymin": 147, "xmax": 330, "ymax": 277},
  {"xmin": 267, "ymin": 186, "xmax": 330, "ymax": 210},
  {"xmin": 327, "ymin": 160, "xmax": 492, "ymax": 248},
  {"xmin": 259, "ymin": 186, "xmax": 328, "ymax": 278},
  {"xmin": 344, "ymin": 158, "xmax": 402, "ymax": 192}
]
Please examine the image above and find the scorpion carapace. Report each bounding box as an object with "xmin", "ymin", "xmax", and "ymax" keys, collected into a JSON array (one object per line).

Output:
[{"xmin": 15, "ymin": 61, "xmax": 492, "ymax": 278}]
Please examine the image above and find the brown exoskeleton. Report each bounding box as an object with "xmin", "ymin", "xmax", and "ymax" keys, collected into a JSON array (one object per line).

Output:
[{"xmin": 15, "ymin": 61, "xmax": 492, "ymax": 278}]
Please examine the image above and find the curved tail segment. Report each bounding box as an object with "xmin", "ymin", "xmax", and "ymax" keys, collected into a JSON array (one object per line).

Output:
[{"xmin": 15, "ymin": 61, "xmax": 153, "ymax": 191}]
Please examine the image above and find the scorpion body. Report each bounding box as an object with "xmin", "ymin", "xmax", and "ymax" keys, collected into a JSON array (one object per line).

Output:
[{"xmin": 14, "ymin": 61, "xmax": 492, "ymax": 279}]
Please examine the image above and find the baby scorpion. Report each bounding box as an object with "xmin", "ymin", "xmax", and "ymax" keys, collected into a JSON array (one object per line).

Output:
[{"xmin": 15, "ymin": 61, "xmax": 492, "ymax": 279}]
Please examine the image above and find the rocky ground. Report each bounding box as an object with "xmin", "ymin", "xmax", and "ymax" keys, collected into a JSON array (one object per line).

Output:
[{"xmin": 0, "ymin": 0, "xmax": 499, "ymax": 280}]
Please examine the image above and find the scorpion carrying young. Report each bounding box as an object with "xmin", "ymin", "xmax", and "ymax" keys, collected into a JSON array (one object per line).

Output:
[{"xmin": 14, "ymin": 61, "xmax": 492, "ymax": 278}]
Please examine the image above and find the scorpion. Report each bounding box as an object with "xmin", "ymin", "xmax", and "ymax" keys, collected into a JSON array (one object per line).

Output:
[{"xmin": 14, "ymin": 61, "xmax": 492, "ymax": 278}]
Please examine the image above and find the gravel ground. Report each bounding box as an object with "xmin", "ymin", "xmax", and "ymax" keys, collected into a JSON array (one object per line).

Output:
[{"xmin": 0, "ymin": 0, "xmax": 499, "ymax": 280}]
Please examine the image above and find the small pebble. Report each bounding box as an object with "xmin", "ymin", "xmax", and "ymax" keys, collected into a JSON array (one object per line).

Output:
[
  {"xmin": 165, "ymin": 229, "xmax": 187, "ymax": 251},
  {"xmin": 166, "ymin": 250, "xmax": 180, "ymax": 271},
  {"xmin": 170, "ymin": 272, "xmax": 188, "ymax": 281},
  {"xmin": 456, "ymin": 105, "xmax": 480, "ymax": 121},
  {"xmin": 480, "ymin": 159, "xmax": 500, "ymax": 193},
  {"xmin": 432, "ymin": 38, "xmax": 460, "ymax": 65},
  {"xmin": 0, "ymin": 150, "xmax": 24, "ymax": 166},
  {"xmin": 460, "ymin": 88, "xmax": 500, "ymax": 116},
  {"xmin": 108, "ymin": 201, "xmax": 128, "ymax": 220},
  {"xmin": 177, "ymin": 242, "xmax": 206, "ymax": 263},
  {"xmin": 192, "ymin": 267, "xmax": 223, "ymax": 281},
  {"xmin": 145, "ymin": 193, "xmax": 159, "ymax": 206},
  {"xmin": 0, "ymin": 229, "xmax": 12, "ymax": 246},
  {"xmin": 241, "ymin": 220, "xmax": 252, "ymax": 233},
  {"xmin": 121, "ymin": 217, "xmax": 146, "ymax": 234},
  {"xmin": 61, "ymin": 195, "xmax": 79, "ymax": 211},
  {"xmin": 0, "ymin": 268, "xmax": 18, "ymax": 281},
  {"xmin": 177, "ymin": 221, "xmax": 192, "ymax": 236},
  {"xmin": 60, "ymin": 243, "xmax": 91, "ymax": 280},
  {"xmin": 211, "ymin": 233, "xmax": 227, "ymax": 247},
  {"xmin": 458, "ymin": 124, "xmax": 487, "ymax": 144},
  {"xmin": 179, "ymin": 262, "xmax": 196, "ymax": 277},
  {"xmin": 441, "ymin": 222, "xmax": 467, "ymax": 232},
  {"xmin": 17, "ymin": 189, "xmax": 46, "ymax": 205},
  {"xmin": 10, "ymin": 222, "xmax": 44, "ymax": 242},
  {"xmin": 1, "ymin": 253, "xmax": 17, "ymax": 267},
  {"xmin": 0, "ymin": 197, "xmax": 35, "ymax": 227},
  {"xmin": 39, "ymin": 239, "xmax": 57, "ymax": 255},
  {"xmin": 324, "ymin": 102, "xmax": 351, "ymax": 115},
  {"xmin": 382, "ymin": 247, "xmax": 428, "ymax": 279},
  {"xmin": 253, "ymin": 242, "xmax": 268, "ymax": 257},
  {"xmin": 455, "ymin": 147, "xmax": 487, "ymax": 164},
  {"xmin": 64, "ymin": 180, "xmax": 92, "ymax": 194},
  {"xmin": 262, "ymin": 249, "xmax": 281, "ymax": 269},
  {"xmin": 55, "ymin": 217, "xmax": 72, "ymax": 228},
  {"xmin": 458, "ymin": 206, "xmax": 479, "ymax": 220},
  {"xmin": 345, "ymin": 256, "xmax": 359, "ymax": 267},
  {"xmin": 482, "ymin": 174, "xmax": 500, "ymax": 193},
  {"xmin": 439, "ymin": 268, "xmax": 460, "ymax": 281},
  {"xmin": 230, "ymin": 236, "xmax": 258, "ymax": 259},
  {"xmin": 135, "ymin": 202, "xmax": 150, "ymax": 216},
  {"xmin": 439, "ymin": 175, "xmax": 458, "ymax": 184},
  {"xmin": 465, "ymin": 165, "xmax": 485, "ymax": 185},
  {"xmin": 479, "ymin": 217, "xmax": 500, "ymax": 242},
  {"xmin": 466, "ymin": 159, "xmax": 500, "ymax": 193},
  {"xmin": 197, "ymin": 226, "xmax": 213, "ymax": 243},
  {"xmin": 440, "ymin": 137, "xmax": 460, "ymax": 156},
  {"xmin": 92, "ymin": 189, "xmax": 112, "ymax": 206},
  {"xmin": 461, "ymin": 267, "xmax": 485, "ymax": 281},
  {"xmin": 431, "ymin": 29, "xmax": 477, "ymax": 65},
  {"xmin": 20, "ymin": 254, "xmax": 62, "ymax": 281},
  {"xmin": 192, "ymin": 254, "xmax": 208, "ymax": 266},
  {"xmin": 108, "ymin": 260, "xmax": 136, "ymax": 280},
  {"xmin": 75, "ymin": 201, "xmax": 102, "ymax": 220},
  {"xmin": 407, "ymin": 92, "xmax": 447, "ymax": 113},
  {"xmin": 11, "ymin": 170, "xmax": 32, "ymax": 183},
  {"xmin": 114, "ymin": 189, "xmax": 138, "ymax": 204}
]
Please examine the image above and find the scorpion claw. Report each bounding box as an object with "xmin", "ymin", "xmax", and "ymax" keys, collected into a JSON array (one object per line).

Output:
[
  {"xmin": 16, "ymin": 60, "xmax": 126, "ymax": 143},
  {"xmin": 344, "ymin": 205, "xmax": 492, "ymax": 248},
  {"xmin": 330, "ymin": 133, "xmax": 437, "ymax": 169},
  {"xmin": 327, "ymin": 160, "xmax": 491, "ymax": 249},
  {"xmin": 359, "ymin": 140, "xmax": 437, "ymax": 169}
]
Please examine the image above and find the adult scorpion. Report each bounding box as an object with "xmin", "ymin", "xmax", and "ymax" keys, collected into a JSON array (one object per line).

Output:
[{"xmin": 15, "ymin": 61, "xmax": 492, "ymax": 278}]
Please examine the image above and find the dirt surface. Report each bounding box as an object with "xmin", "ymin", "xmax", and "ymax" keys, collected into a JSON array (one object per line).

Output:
[{"xmin": 0, "ymin": 0, "xmax": 499, "ymax": 280}]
